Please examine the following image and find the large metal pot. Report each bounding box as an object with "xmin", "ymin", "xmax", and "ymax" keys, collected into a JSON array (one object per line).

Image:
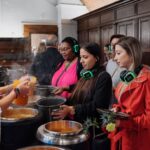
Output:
[
  {"xmin": 0, "ymin": 107, "xmax": 43, "ymax": 150},
  {"xmin": 36, "ymin": 96, "xmax": 66, "ymax": 123},
  {"xmin": 17, "ymin": 145, "xmax": 67, "ymax": 150},
  {"xmin": 36, "ymin": 120, "xmax": 89, "ymax": 150}
]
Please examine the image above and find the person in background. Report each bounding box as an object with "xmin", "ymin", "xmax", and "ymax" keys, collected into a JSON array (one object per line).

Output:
[
  {"xmin": 37, "ymin": 42, "xmax": 46, "ymax": 54},
  {"xmin": 30, "ymin": 34, "xmax": 63, "ymax": 85},
  {"xmin": 110, "ymin": 36, "xmax": 150, "ymax": 150},
  {"xmin": 106, "ymin": 34, "xmax": 125, "ymax": 89},
  {"xmin": 0, "ymin": 76, "xmax": 30, "ymax": 111},
  {"xmin": 103, "ymin": 43, "xmax": 113, "ymax": 66},
  {"xmin": 51, "ymin": 37, "xmax": 82, "ymax": 98}
]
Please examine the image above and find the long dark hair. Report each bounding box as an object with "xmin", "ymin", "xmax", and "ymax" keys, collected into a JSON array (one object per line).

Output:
[{"xmin": 70, "ymin": 43, "xmax": 105, "ymax": 104}]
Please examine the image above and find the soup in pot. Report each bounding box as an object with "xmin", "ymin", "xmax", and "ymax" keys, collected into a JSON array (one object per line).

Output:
[
  {"xmin": 45, "ymin": 120, "xmax": 83, "ymax": 134},
  {"xmin": 1, "ymin": 108, "xmax": 38, "ymax": 120},
  {"xmin": 18, "ymin": 145, "xmax": 65, "ymax": 150}
]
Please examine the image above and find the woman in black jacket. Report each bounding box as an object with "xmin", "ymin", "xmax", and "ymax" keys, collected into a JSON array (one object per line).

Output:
[{"xmin": 52, "ymin": 43, "xmax": 112, "ymax": 123}]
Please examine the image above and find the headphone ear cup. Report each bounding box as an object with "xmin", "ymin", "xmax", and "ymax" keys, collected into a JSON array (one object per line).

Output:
[
  {"xmin": 73, "ymin": 44, "xmax": 80, "ymax": 53},
  {"xmin": 120, "ymin": 70, "xmax": 128, "ymax": 82},
  {"xmin": 120, "ymin": 70, "xmax": 136, "ymax": 83},
  {"xmin": 80, "ymin": 69, "xmax": 94, "ymax": 80}
]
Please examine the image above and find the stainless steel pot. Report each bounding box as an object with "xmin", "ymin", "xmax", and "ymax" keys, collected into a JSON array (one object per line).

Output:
[
  {"xmin": 17, "ymin": 145, "xmax": 67, "ymax": 150},
  {"xmin": 0, "ymin": 107, "xmax": 43, "ymax": 150},
  {"xmin": 36, "ymin": 96, "xmax": 66, "ymax": 123},
  {"xmin": 36, "ymin": 120, "xmax": 89, "ymax": 146}
]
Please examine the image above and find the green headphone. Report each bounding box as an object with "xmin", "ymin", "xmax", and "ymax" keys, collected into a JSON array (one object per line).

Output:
[
  {"xmin": 120, "ymin": 65, "xmax": 143, "ymax": 84},
  {"xmin": 73, "ymin": 44, "xmax": 80, "ymax": 53},
  {"xmin": 71, "ymin": 38, "xmax": 80, "ymax": 54},
  {"xmin": 80, "ymin": 69, "xmax": 95, "ymax": 80}
]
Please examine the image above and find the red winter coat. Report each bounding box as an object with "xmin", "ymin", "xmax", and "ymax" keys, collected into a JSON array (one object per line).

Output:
[{"xmin": 110, "ymin": 66, "xmax": 150, "ymax": 150}]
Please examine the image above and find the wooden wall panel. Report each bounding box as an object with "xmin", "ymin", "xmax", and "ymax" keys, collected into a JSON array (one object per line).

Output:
[
  {"xmin": 138, "ymin": 0, "xmax": 150, "ymax": 15},
  {"xmin": 101, "ymin": 11, "xmax": 115, "ymax": 24},
  {"xmin": 0, "ymin": 38, "xmax": 31, "ymax": 68},
  {"xmin": 116, "ymin": 4, "xmax": 135, "ymax": 19},
  {"xmin": 24, "ymin": 25, "xmax": 57, "ymax": 37},
  {"xmin": 139, "ymin": 16, "xmax": 150, "ymax": 51},
  {"xmin": 101, "ymin": 25, "xmax": 115, "ymax": 48},
  {"xmin": 78, "ymin": 31, "xmax": 89, "ymax": 44},
  {"xmin": 117, "ymin": 20, "xmax": 135, "ymax": 37},
  {"xmin": 142, "ymin": 52, "xmax": 150, "ymax": 65},
  {"xmin": 89, "ymin": 28, "xmax": 100, "ymax": 43},
  {"xmin": 88, "ymin": 16, "xmax": 100, "ymax": 28},
  {"xmin": 75, "ymin": 0, "xmax": 150, "ymax": 65},
  {"xmin": 78, "ymin": 19, "xmax": 88, "ymax": 31}
]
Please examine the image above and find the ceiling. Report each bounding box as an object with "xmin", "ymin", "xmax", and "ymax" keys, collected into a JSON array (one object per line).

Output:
[
  {"xmin": 46, "ymin": 0, "xmax": 119, "ymax": 11},
  {"xmin": 79, "ymin": 0, "xmax": 119, "ymax": 11}
]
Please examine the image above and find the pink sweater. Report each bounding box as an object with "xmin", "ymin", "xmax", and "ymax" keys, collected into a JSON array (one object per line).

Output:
[{"xmin": 51, "ymin": 60, "xmax": 78, "ymax": 98}]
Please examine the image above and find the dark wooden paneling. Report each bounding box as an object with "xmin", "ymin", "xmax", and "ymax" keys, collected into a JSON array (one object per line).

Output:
[
  {"xmin": 101, "ymin": 25, "xmax": 115, "ymax": 48},
  {"xmin": 75, "ymin": 0, "xmax": 150, "ymax": 65},
  {"xmin": 78, "ymin": 19, "xmax": 88, "ymax": 31},
  {"xmin": 142, "ymin": 52, "xmax": 150, "ymax": 65},
  {"xmin": 0, "ymin": 38, "xmax": 31, "ymax": 68},
  {"xmin": 116, "ymin": 4, "xmax": 135, "ymax": 19},
  {"xmin": 88, "ymin": 16, "xmax": 100, "ymax": 28},
  {"xmin": 117, "ymin": 20, "xmax": 136, "ymax": 37},
  {"xmin": 138, "ymin": 0, "xmax": 150, "ymax": 15},
  {"xmin": 101, "ymin": 11, "xmax": 115, "ymax": 24},
  {"xmin": 139, "ymin": 16, "xmax": 150, "ymax": 51},
  {"xmin": 78, "ymin": 31, "xmax": 89, "ymax": 44},
  {"xmin": 0, "ymin": 60, "xmax": 31, "ymax": 69},
  {"xmin": 89, "ymin": 28, "xmax": 100, "ymax": 43}
]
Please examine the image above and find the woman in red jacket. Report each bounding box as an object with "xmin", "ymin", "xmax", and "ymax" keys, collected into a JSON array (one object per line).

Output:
[{"xmin": 111, "ymin": 36, "xmax": 150, "ymax": 150}]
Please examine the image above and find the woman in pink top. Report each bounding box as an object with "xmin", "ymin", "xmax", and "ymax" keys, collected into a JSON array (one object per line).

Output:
[{"xmin": 51, "ymin": 37, "xmax": 82, "ymax": 98}]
